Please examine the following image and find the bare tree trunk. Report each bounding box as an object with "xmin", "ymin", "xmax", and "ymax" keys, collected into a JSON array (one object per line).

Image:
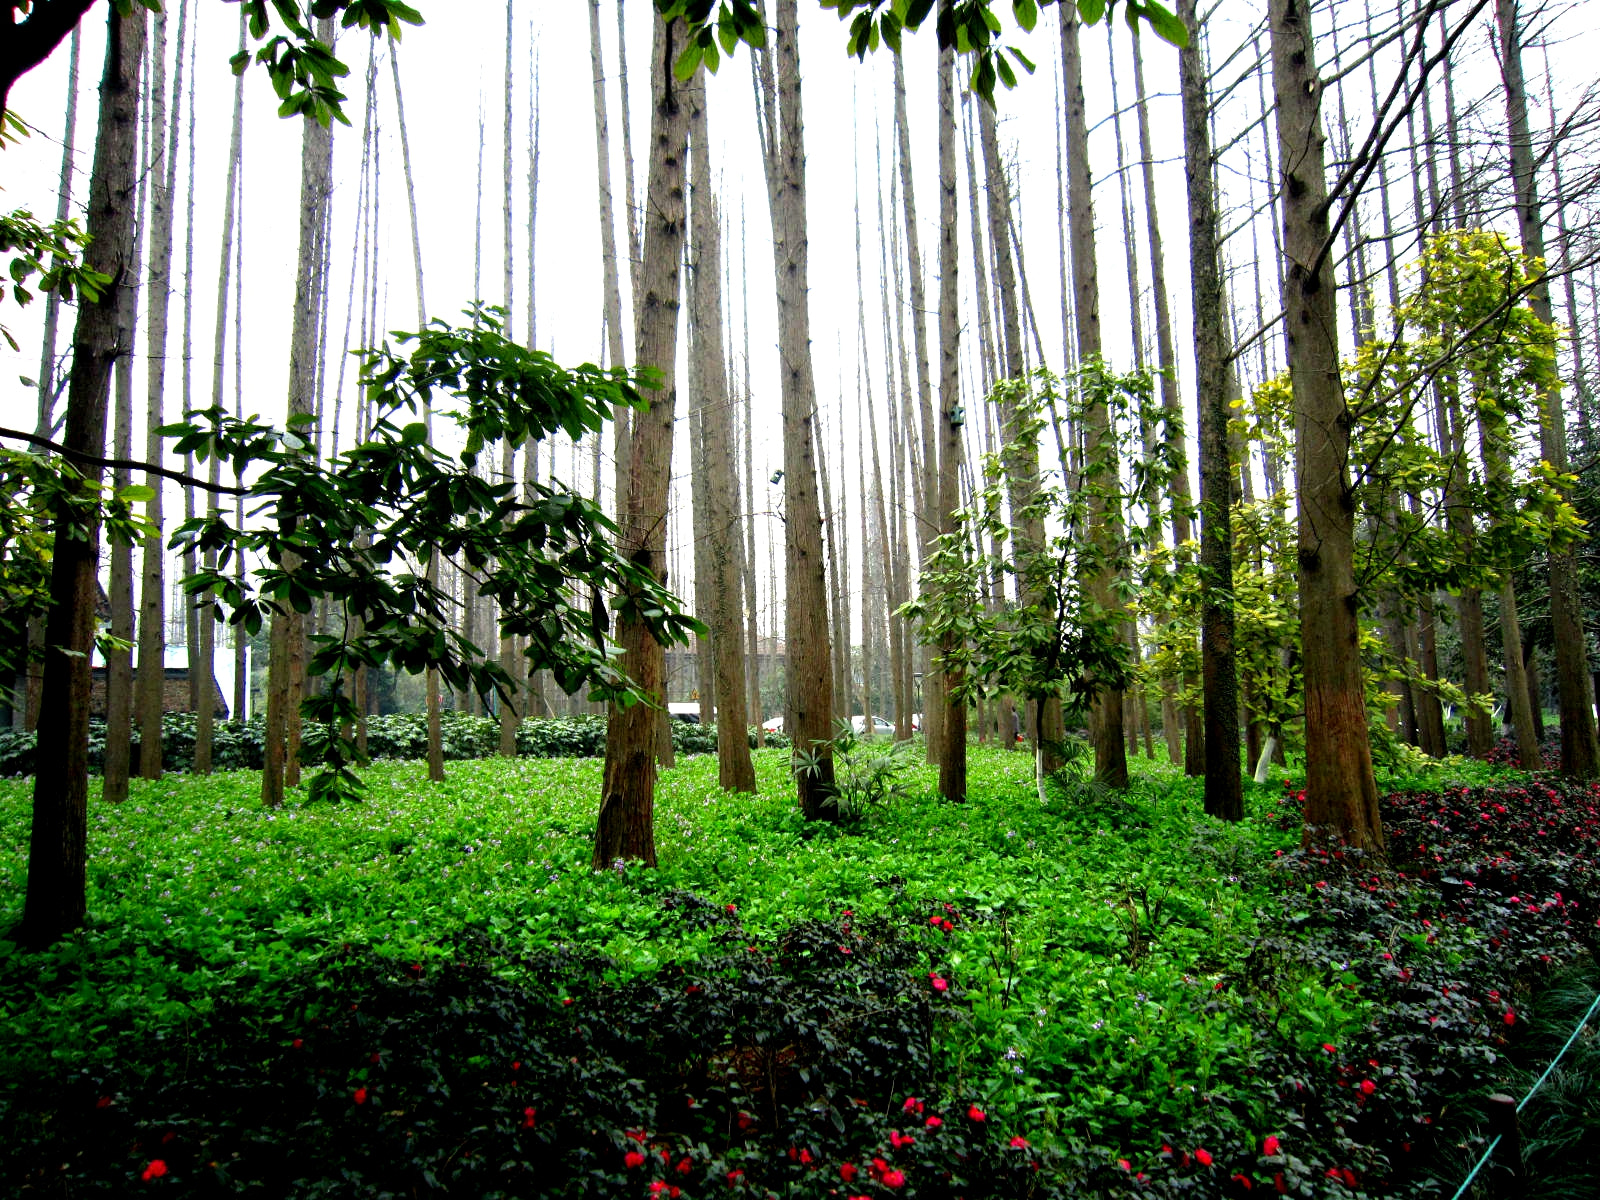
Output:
[
  {"xmin": 264, "ymin": 16, "xmax": 335, "ymax": 808},
  {"xmin": 758, "ymin": 0, "xmax": 837, "ymax": 818},
  {"xmin": 935, "ymin": 39, "xmax": 965, "ymax": 802},
  {"xmin": 594, "ymin": 10, "xmax": 690, "ymax": 866},
  {"xmin": 389, "ymin": 38, "xmax": 445, "ymax": 781},
  {"xmin": 135, "ymin": 0, "xmax": 187, "ymax": 781},
  {"xmin": 740, "ymin": 210, "xmax": 765, "ymax": 747},
  {"xmin": 24, "ymin": 4, "xmax": 146, "ymax": 949},
  {"xmin": 103, "ymin": 22, "xmax": 150, "ymax": 807},
  {"xmin": 1061, "ymin": 4, "xmax": 1126, "ymax": 788},
  {"xmin": 591, "ymin": 0, "xmax": 631, "ymax": 511},
  {"xmin": 891, "ymin": 50, "xmax": 942, "ymax": 766},
  {"xmin": 196, "ymin": 9, "xmax": 245, "ymax": 774},
  {"xmin": 1498, "ymin": 0, "xmax": 1598, "ymax": 778},
  {"xmin": 686, "ymin": 74, "xmax": 755, "ymax": 792},
  {"xmin": 497, "ymin": 0, "xmax": 521, "ymax": 758},
  {"xmin": 1269, "ymin": 0, "xmax": 1382, "ymax": 852}
]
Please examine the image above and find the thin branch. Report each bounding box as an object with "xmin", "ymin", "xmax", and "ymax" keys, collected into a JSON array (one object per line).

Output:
[{"xmin": 0, "ymin": 425, "xmax": 248, "ymax": 494}]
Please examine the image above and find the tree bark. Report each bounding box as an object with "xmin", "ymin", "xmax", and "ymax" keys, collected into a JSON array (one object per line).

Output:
[
  {"xmin": 688, "ymin": 68, "xmax": 755, "ymax": 792},
  {"xmin": 590, "ymin": 0, "xmax": 631, "ymax": 511},
  {"xmin": 1269, "ymin": 0, "xmax": 1382, "ymax": 852},
  {"xmin": 1497, "ymin": 0, "xmax": 1598, "ymax": 778},
  {"xmin": 1061, "ymin": 4, "xmax": 1126, "ymax": 788},
  {"xmin": 263, "ymin": 16, "xmax": 334, "ymax": 808},
  {"xmin": 23, "ymin": 4, "xmax": 146, "ymax": 949},
  {"xmin": 935, "ymin": 38, "xmax": 965, "ymax": 802},
  {"xmin": 594, "ymin": 9, "xmax": 690, "ymax": 866},
  {"xmin": 136, "ymin": 0, "xmax": 187, "ymax": 781}
]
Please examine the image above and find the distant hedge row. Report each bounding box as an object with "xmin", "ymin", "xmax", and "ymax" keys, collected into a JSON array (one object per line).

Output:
[{"xmin": 0, "ymin": 711, "xmax": 788, "ymax": 777}]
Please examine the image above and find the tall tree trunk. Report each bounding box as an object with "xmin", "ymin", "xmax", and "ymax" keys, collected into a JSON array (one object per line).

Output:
[
  {"xmin": 390, "ymin": 38, "xmax": 445, "ymax": 782},
  {"xmin": 1061, "ymin": 4, "xmax": 1126, "ymax": 788},
  {"xmin": 590, "ymin": 0, "xmax": 631, "ymax": 510},
  {"xmin": 935, "ymin": 37, "xmax": 965, "ymax": 802},
  {"xmin": 688, "ymin": 72, "xmax": 755, "ymax": 791},
  {"xmin": 136, "ymin": 0, "xmax": 186, "ymax": 781},
  {"xmin": 498, "ymin": 0, "xmax": 521, "ymax": 758},
  {"xmin": 196, "ymin": 9, "xmax": 246, "ymax": 774},
  {"xmin": 1497, "ymin": 0, "xmax": 1598, "ymax": 778},
  {"xmin": 759, "ymin": 0, "xmax": 837, "ymax": 818},
  {"xmin": 594, "ymin": 10, "xmax": 691, "ymax": 866},
  {"xmin": 891, "ymin": 50, "xmax": 942, "ymax": 767},
  {"xmin": 264, "ymin": 16, "xmax": 335, "ymax": 808},
  {"xmin": 1269, "ymin": 0, "xmax": 1382, "ymax": 852},
  {"xmin": 1178, "ymin": 0, "xmax": 1241, "ymax": 816},
  {"xmin": 103, "ymin": 22, "xmax": 150, "ymax": 808},
  {"xmin": 23, "ymin": 4, "xmax": 146, "ymax": 949}
]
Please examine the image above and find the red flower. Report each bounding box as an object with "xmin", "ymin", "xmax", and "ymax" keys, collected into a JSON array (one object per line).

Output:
[
  {"xmin": 624, "ymin": 1151, "xmax": 646, "ymax": 1169},
  {"xmin": 1505, "ymin": 1010, "xmax": 1517, "ymax": 1026},
  {"xmin": 726, "ymin": 903, "xmax": 737, "ymax": 914},
  {"xmin": 902, "ymin": 1096, "xmax": 923, "ymax": 1114},
  {"xmin": 942, "ymin": 919, "xmax": 954, "ymax": 932},
  {"xmin": 1009, "ymin": 1137, "xmax": 1030, "ymax": 1149},
  {"xmin": 522, "ymin": 1107, "xmax": 536, "ymax": 1128},
  {"xmin": 650, "ymin": 1183, "xmax": 668, "ymax": 1196},
  {"xmin": 840, "ymin": 1162, "xmax": 859, "ymax": 1182},
  {"xmin": 1117, "ymin": 1158, "xmax": 1131, "ymax": 1171},
  {"xmin": 726, "ymin": 1168, "xmax": 743, "ymax": 1185},
  {"xmin": 291, "ymin": 1039, "xmax": 303, "ymax": 1050},
  {"xmin": 737, "ymin": 1111, "xmax": 754, "ymax": 1130},
  {"xmin": 96, "ymin": 1096, "xmax": 113, "ymax": 1109},
  {"xmin": 930, "ymin": 975, "xmax": 949, "ymax": 992},
  {"xmin": 925, "ymin": 1115, "xmax": 943, "ymax": 1128},
  {"xmin": 881, "ymin": 1168, "xmax": 906, "ymax": 1188},
  {"xmin": 1359, "ymin": 1079, "xmax": 1376, "ymax": 1095},
  {"xmin": 353, "ymin": 1088, "xmax": 368, "ymax": 1106},
  {"xmin": 930, "ymin": 915, "xmax": 944, "ymax": 926},
  {"xmin": 1274, "ymin": 1172, "xmax": 1288, "ymax": 1194},
  {"xmin": 1232, "ymin": 1173, "xmax": 1253, "ymax": 1189},
  {"xmin": 1263, "ymin": 1136, "xmax": 1281, "ymax": 1156},
  {"xmin": 626, "ymin": 1130, "xmax": 648, "ymax": 1144},
  {"xmin": 967, "ymin": 1105, "xmax": 986, "ymax": 1121},
  {"xmin": 800, "ymin": 1148, "xmax": 813, "ymax": 1165},
  {"xmin": 141, "ymin": 1160, "xmax": 168, "ymax": 1182},
  {"xmin": 890, "ymin": 1130, "xmax": 914, "ymax": 1149},
  {"xmin": 1195, "ymin": 1148, "xmax": 1213, "ymax": 1166},
  {"xmin": 678, "ymin": 1158, "xmax": 693, "ymax": 1175},
  {"xmin": 1321, "ymin": 1043, "xmax": 1336, "ymax": 1053}
]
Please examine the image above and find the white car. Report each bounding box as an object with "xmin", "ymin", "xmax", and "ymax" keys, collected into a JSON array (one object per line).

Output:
[
  {"xmin": 761, "ymin": 715, "xmax": 784, "ymax": 733},
  {"xmin": 849, "ymin": 715, "xmax": 896, "ymax": 737}
]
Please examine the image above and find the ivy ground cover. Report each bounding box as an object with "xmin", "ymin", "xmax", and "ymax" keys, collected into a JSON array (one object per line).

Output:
[{"xmin": 0, "ymin": 747, "xmax": 1594, "ymax": 1197}]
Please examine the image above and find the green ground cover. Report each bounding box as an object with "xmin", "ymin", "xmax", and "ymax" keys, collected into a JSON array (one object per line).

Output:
[{"xmin": 0, "ymin": 744, "xmax": 1591, "ymax": 1197}]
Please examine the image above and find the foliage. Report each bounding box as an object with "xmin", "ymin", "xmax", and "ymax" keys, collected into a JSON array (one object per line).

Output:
[
  {"xmin": 0, "ymin": 749, "xmax": 1594, "ymax": 1195},
  {"xmin": 0, "ymin": 447, "xmax": 153, "ymax": 705},
  {"xmin": 169, "ymin": 307, "xmax": 701, "ymax": 802},
  {"xmin": 794, "ymin": 720, "xmax": 919, "ymax": 822},
  {"xmin": 908, "ymin": 363, "xmax": 1163, "ymax": 724},
  {"xmin": 0, "ymin": 207, "xmax": 107, "ymax": 352},
  {"xmin": 658, "ymin": 0, "xmax": 1188, "ymax": 106}
]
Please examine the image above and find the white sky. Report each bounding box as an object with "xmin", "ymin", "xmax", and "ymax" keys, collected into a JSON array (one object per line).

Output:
[{"xmin": 1, "ymin": 0, "xmax": 1592, "ymax": 652}]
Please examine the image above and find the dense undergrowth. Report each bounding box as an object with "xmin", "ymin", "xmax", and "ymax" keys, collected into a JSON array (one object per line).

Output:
[
  {"xmin": 0, "ymin": 745, "xmax": 1595, "ymax": 1196},
  {"xmin": 0, "ymin": 711, "xmax": 788, "ymax": 777}
]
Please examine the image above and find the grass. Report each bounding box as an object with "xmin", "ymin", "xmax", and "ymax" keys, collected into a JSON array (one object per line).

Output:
[{"xmin": 0, "ymin": 742, "xmax": 1590, "ymax": 1196}]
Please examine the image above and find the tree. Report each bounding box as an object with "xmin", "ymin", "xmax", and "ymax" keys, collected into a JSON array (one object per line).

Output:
[
  {"xmin": 1268, "ymin": 0, "xmax": 1382, "ymax": 852},
  {"xmin": 594, "ymin": 8, "xmax": 693, "ymax": 867},
  {"xmin": 1176, "ymin": 0, "xmax": 1242, "ymax": 819},
  {"xmin": 21, "ymin": 2, "xmax": 145, "ymax": 949},
  {"xmin": 687, "ymin": 63, "xmax": 756, "ymax": 793},
  {"xmin": 935, "ymin": 32, "xmax": 965, "ymax": 802}
]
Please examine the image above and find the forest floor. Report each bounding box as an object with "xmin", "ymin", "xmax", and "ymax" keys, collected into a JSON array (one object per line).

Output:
[{"xmin": 1, "ymin": 743, "xmax": 1596, "ymax": 1197}]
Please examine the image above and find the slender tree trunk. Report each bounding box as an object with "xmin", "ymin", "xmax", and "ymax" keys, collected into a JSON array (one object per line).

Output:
[
  {"xmin": 1498, "ymin": 0, "xmax": 1598, "ymax": 778},
  {"xmin": 935, "ymin": 38, "xmax": 965, "ymax": 802},
  {"xmin": 1061, "ymin": 4, "xmax": 1126, "ymax": 787},
  {"xmin": 103, "ymin": 23, "xmax": 150, "ymax": 807},
  {"xmin": 23, "ymin": 5, "xmax": 146, "ymax": 949},
  {"xmin": 264, "ymin": 16, "xmax": 335, "ymax": 808},
  {"xmin": 135, "ymin": 0, "xmax": 186, "ymax": 780},
  {"xmin": 1269, "ymin": 0, "xmax": 1382, "ymax": 852},
  {"xmin": 688, "ymin": 72, "xmax": 755, "ymax": 791},
  {"xmin": 196, "ymin": 10, "xmax": 246, "ymax": 774},
  {"xmin": 389, "ymin": 39, "xmax": 445, "ymax": 781},
  {"xmin": 497, "ymin": 0, "xmax": 521, "ymax": 758},
  {"xmin": 590, "ymin": 0, "xmax": 631, "ymax": 511},
  {"xmin": 1176, "ymin": 0, "xmax": 1242, "ymax": 817},
  {"xmin": 891, "ymin": 50, "xmax": 942, "ymax": 767},
  {"xmin": 759, "ymin": 0, "xmax": 837, "ymax": 818},
  {"xmin": 594, "ymin": 10, "xmax": 691, "ymax": 866}
]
